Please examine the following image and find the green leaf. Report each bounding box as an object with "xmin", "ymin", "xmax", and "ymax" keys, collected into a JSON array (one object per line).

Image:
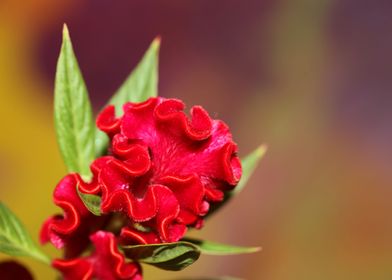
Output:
[
  {"xmin": 0, "ymin": 202, "xmax": 50, "ymax": 264},
  {"xmin": 232, "ymin": 144, "xmax": 267, "ymax": 196},
  {"xmin": 95, "ymin": 37, "xmax": 160, "ymax": 157},
  {"xmin": 54, "ymin": 24, "xmax": 95, "ymax": 179},
  {"xmin": 122, "ymin": 241, "xmax": 200, "ymax": 271},
  {"xmin": 206, "ymin": 145, "xmax": 267, "ymax": 218},
  {"xmin": 110, "ymin": 37, "xmax": 160, "ymax": 114},
  {"xmin": 183, "ymin": 238, "xmax": 260, "ymax": 256},
  {"xmin": 76, "ymin": 187, "xmax": 101, "ymax": 216}
]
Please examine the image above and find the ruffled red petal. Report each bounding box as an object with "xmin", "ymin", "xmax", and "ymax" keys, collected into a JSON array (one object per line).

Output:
[
  {"xmin": 53, "ymin": 231, "xmax": 142, "ymax": 280},
  {"xmin": 40, "ymin": 174, "xmax": 107, "ymax": 258},
  {"xmin": 154, "ymin": 99, "xmax": 212, "ymax": 141},
  {"xmin": 96, "ymin": 105, "xmax": 121, "ymax": 137},
  {"xmin": 120, "ymin": 227, "xmax": 160, "ymax": 245},
  {"xmin": 104, "ymin": 183, "xmax": 184, "ymax": 243},
  {"xmin": 120, "ymin": 98, "xmax": 240, "ymax": 188},
  {"xmin": 157, "ymin": 175, "xmax": 209, "ymax": 225},
  {"xmin": 53, "ymin": 258, "xmax": 92, "ymax": 280},
  {"xmin": 78, "ymin": 156, "xmax": 113, "ymax": 194}
]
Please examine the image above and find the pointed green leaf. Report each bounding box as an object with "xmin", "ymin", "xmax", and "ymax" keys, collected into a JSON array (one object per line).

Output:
[
  {"xmin": 0, "ymin": 202, "xmax": 50, "ymax": 264},
  {"xmin": 54, "ymin": 24, "xmax": 95, "ymax": 179},
  {"xmin": 122, "ymin": 241, "xmax": 200, "ymax": 271},
  {"xmin": 183, "ymin": 238, "xmax": 260, "ymax": 256},
  {"xmin": 232, "ymin": 144, "xmax": 267, "ymax": 196},
  {"xmin": 76, "ymin": 188, "xmax": 101, "ymax": 216},
  {"xmin": 95, "ymin": 38, "xmax": 160, "ymax": 157},
  {"xmin": 110, "ymin": 37, "xmax": 160, "ymax": 114}
]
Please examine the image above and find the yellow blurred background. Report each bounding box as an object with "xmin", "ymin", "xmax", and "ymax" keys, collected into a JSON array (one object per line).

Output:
[{"xmin": 1, "ymin": 0, "xmax": 391, "ymax": 279}]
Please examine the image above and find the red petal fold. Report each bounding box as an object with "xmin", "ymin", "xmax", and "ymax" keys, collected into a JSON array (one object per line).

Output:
[
  {"xmin": 158, "ymin": 175, "xmax": 209, "ymax": 220},
  {"xmin": 96, "ymin": 105, "xmax": 121, "ymax": 137},
  {"xmin": 53, "ymin": 231, "xmax": 142, "ymax": 280},
  {"xmin": 120, "ymin": 227, "xmax": 160, "ymax": 245},
  {"xmin": 53, "ymin": 258, "xmax": 92, "ymax": 280},
  {"xmin": 40, "ymin": 174, "xmax": 107, "ymax": 258},
  {"xmin": 154, "ymin": 99, "xmax": 212, "ymax": 140}
]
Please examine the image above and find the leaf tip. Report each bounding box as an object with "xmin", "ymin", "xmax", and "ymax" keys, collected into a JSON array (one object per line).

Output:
[
  {"xmin": 255, "ymin": 144, "xmax": 268, "ymax": 158},
  {"xmin": 62, "ymin": 23, "xmax": 70, "ymax": 39},
  {"xmin": 249, "ymin": 246, "xmax": 262, "ymax": 253},
  {"xmin": 152, "ymin": 36, "xmax": 161, "ymax": 51}
]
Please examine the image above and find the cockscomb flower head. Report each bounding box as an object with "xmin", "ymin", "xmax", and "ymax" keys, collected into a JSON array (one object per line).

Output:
[
  {"xmin": 41, "ymin": 97, "xmax": 242, "ymax": 253},
  {"xmin": 0, "ymin": 29, "xmax": 262, "ymax": 280}
]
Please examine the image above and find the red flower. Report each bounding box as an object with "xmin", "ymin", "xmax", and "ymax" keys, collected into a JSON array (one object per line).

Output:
[
  {"xmin": 41, "ymin": 97, "xmax": 241, "ymax": 253},
  {"xmin": 95, "ymin": 97, "xmax": 241, "ymax": 243},
  {"xmin": 53, "ymin": 231, "xmax": 142, "ymax": 280}
]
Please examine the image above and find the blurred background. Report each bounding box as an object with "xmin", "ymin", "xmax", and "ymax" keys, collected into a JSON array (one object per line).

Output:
[{"xmin": 0, "ymin": 0, "xmax": 391, "ymax": 279}]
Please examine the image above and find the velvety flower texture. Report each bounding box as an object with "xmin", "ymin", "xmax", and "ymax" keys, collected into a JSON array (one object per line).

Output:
[
  {"xmin": 41, "ymin": 97, "xmax": 241, "ymax": 279},
  {"xmin": 53, "ymin": 231, "xmax": 142, "ymax": 280}
]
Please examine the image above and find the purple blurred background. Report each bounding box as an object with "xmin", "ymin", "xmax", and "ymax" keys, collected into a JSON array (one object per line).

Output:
[{"xmin": 0, "ymin": 0, "xmax": 391, "ymax": 279}]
